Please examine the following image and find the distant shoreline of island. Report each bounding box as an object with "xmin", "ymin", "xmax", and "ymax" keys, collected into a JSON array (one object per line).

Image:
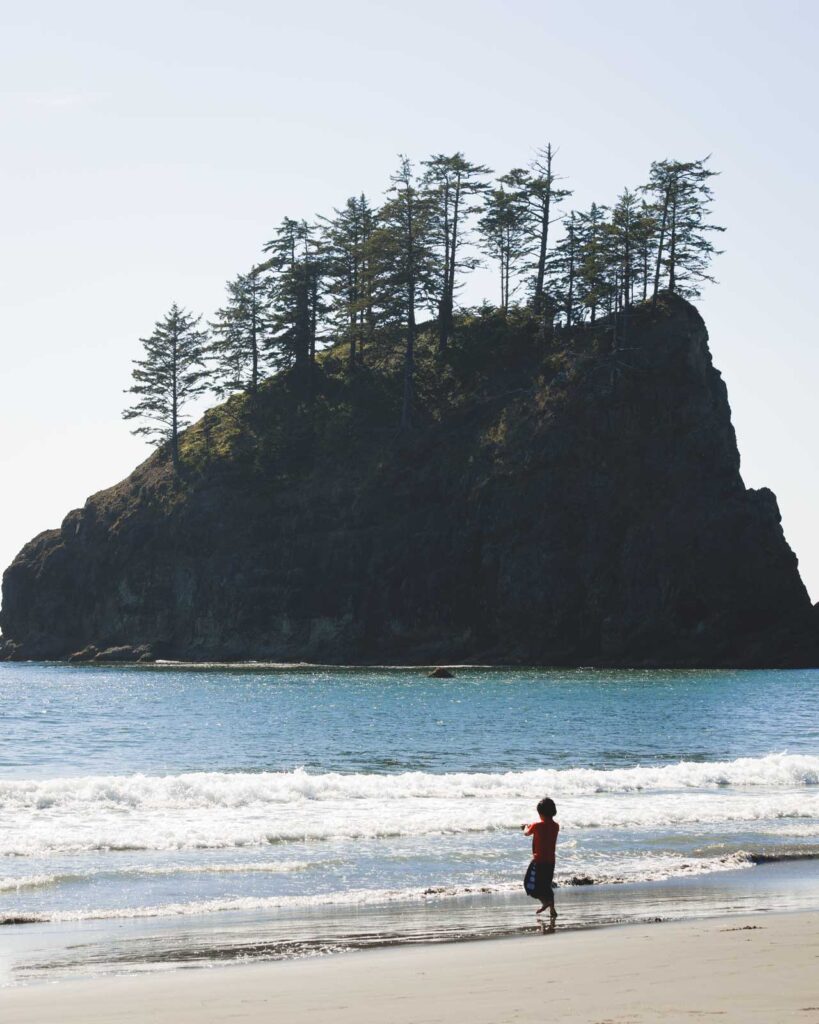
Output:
[{"xmin": 3, "ymin": 655, "xmax": 817, "ymax": 671}]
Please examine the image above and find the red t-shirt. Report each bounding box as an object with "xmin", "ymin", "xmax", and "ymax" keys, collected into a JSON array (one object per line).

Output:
[{"xmin": 525, "ymin": 819, "xmax": 559, "ymax": 863}]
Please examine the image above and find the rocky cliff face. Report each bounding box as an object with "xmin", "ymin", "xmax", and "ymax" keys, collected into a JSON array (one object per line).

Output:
[{"xmin": 2, "ymin": 296, "xmax": 816, "ymax": 666}]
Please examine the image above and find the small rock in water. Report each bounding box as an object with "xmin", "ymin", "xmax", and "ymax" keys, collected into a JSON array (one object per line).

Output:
[{"xmin": 428, "ymin": 667, "xmax": 455, "ymax": 679}]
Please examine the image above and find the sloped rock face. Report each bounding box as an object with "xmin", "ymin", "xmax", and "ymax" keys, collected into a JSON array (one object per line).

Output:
[{"xmin": 1, "ymin": 296, "xmax": 816, "ymax": 666}]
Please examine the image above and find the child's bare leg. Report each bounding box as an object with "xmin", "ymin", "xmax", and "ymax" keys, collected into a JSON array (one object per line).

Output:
[{"xmin": 549, "ymin": 902, "xmax": 557, "ymax": 919}]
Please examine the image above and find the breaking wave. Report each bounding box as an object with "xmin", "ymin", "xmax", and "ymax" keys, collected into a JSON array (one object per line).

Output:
[
  {"xmin": 2, "ymin": 754, "xmax": 818, "ymax": 857},
  {"xmin": 2, "ymin": 753, "xmax": 816, "ymax": 813}
]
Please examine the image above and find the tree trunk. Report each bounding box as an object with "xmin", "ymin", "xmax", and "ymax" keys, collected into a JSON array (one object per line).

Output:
[
  {"xmin": 642, "ymin": 246, "xmax": 649, "ymax": 302},
  {"xmin": 402, "ymin": 197, "xmax": 417, "ymax": 430},
  {"xmin": 294, "ymin": 275, "xmax": 310, "ymax": 391},
  {"xmin": 438, "ymin": 186, "xmax": 451, "ymax": 353},
  {"xmin": 668, "ymin": 195, "xmax": 677, "ymax": 295},
  {"xmin": 623, "ymin": 225, "xmax": 631, "ymax": 310},
  {"xmin": 566, "ymin": 227, "xmax": 575, "ymax": 329},
  {"xmin": 364, "ymin": 291, "xmax": 375, "ymax": 367},
  {"xmin": 350, "ymin": 253, "xmax": 359, "ymax": 370},
  {"xmin": 402, "ymin": 293, "xmax": 415, "ymax": 430},
  {"xmin": 533, "ymin": 144, "xmax": 552, "ymax": 315},
  {"xmin": 652, "ymin": 189, "xmax": 669, "ymax": 305},
  {"xmin": 309, "ymin": 278, "xmax": 317, "ymax": 365},
  {"xmin": 171, "ymin": 334, "xmax": 179, "ymax": 474},
  {"xmin": 349, "ymin": 312, "xmax": 357, "ymax": 368},
  {"xmin": 533, "ymin": 199, "xmax": 549, "ymax": 313},
  {"xmin": 250, "ymin": 312, "xmax": 258, "ymax": 394},
  {"xmin": 440, "ymin": 179, "xmax": 460, "ymax": 351}
]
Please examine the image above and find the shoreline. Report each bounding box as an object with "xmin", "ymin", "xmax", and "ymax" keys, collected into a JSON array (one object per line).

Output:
[
  {"xmin": 5, "ymin": 659, "xmax": 819, "ymax": 672},
  {"xmin": 6, "ymin": 659, "xmax": 818, "ymax": 675},
  {"xmin": 3, "ymin": 858, "xmax": 818, "ymax": 989},
  {"xmin": 3, "ymin": 910, "xmax": 818, "ymax": 1023}
]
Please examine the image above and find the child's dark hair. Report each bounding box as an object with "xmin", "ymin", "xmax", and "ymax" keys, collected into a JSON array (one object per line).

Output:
[{"xmin": 537, "ymin": 797, "xmax": 557, "ymax": 818}]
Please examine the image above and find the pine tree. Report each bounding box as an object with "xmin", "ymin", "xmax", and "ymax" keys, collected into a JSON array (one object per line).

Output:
[
  {"xmin": 643, "ymin": 157, "xmax": 724, "ymax": 300},
  {"xmin": 322, "ymin": 195, "xmax": 377, "ymax": 370},
  {"xmin": 123, "ymin": 304, "xmax": 209, "ymax": 472},
  {"xmin": 208, "ymin": 270, "xmax": 272, "ymax": 397},
  {"xmin": 377, "ymin": 156, "xmax": 438, "ymax": 429},
  {"xmin": 520, "ymin": 143, "xmax": 572, "ymax": 315},
  {"xmin": 633, "ymin": 200, "xmax": 659, "ymax": 303},
  {"xmin": 259, "ymin": 218, "xmax": 324, "ymax": 391},
  {"xmin": 667, "ymin": 158, "xmax": 724, "ymax": 297},
  {"xmin": 478, "ymin": 177, "xmax": 529, "ymax": 312},
  {"xmin": 575, "ymin": 202, "xmax": 611, "ymax": 322},
  {"xmin": 608, "ymin": 188, "xmax": 643, "ymax": 311},
  {"xmin": 421, "ymin": 153, "xmax": 491, "ymax": 351},
  {"xmin": 551, "ymin": 211, "xmax": 582, "ymax": 328}
]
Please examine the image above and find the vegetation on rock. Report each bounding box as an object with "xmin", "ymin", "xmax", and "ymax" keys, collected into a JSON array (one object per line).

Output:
[{"xmin": 122, "ymin": 147, "xmax": 724, "ymax": 467}]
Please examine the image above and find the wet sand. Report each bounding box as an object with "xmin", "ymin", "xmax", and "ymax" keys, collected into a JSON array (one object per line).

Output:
[{"xmin": 4, "ymin": 910, "xmax": 818, "ymax": 1024}]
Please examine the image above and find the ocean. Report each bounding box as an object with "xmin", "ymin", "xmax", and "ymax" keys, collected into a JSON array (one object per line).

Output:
[{"xmin": 1, "ymin": 662, "xmax": 818, "ymax": 983}]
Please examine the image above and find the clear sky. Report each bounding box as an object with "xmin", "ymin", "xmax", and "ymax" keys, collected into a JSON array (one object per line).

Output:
[{"xmin": 1, "ymin": 0, "xmax": 817, "ymax": 601}]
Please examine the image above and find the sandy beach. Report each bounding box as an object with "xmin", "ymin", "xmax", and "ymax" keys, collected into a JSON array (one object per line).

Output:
[{"xmin": 3, "ymin": 911, "xmax": 818, "ymax": 1024}]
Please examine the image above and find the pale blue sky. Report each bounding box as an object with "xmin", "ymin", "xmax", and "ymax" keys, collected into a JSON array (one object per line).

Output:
[{"xmin": 1, "ymin": 0, "xmax": 817, "ymax": 600}]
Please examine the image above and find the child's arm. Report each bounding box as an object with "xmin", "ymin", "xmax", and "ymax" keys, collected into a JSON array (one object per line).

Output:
[{"xmin": 522, "ymin": 822, "xmax": 535, "ymax": 835}]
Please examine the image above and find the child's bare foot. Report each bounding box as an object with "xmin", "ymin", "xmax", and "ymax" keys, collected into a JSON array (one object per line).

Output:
[{"xmin": 536, "ymin": 903, "xmax": 548, "ymax": 915}]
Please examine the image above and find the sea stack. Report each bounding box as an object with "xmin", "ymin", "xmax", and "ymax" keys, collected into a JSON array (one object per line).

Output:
[{"xmin": 1, "ymin": 296, "xmax": 817, "ymax": 667}]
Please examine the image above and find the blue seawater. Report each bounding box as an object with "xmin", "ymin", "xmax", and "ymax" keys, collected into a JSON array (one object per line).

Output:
[{"xmin": 0, "ymin": 663, "xmax": 817, "ymax": 979}]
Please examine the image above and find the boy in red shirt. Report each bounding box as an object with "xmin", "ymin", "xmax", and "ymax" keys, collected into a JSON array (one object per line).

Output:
[{"xmin": 521, "ymin": 797, "xmax": 559, "ymax": 918}]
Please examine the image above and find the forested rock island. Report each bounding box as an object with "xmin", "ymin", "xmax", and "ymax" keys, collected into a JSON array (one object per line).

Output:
[{"xmin": 1, "ymin": 150, "xmax": 817, "ymax": 666}]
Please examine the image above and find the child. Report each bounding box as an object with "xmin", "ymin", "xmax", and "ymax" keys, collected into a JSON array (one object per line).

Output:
[{"xmin": 521, "ymin": 797, "xmax": 559, "ymax": 918}]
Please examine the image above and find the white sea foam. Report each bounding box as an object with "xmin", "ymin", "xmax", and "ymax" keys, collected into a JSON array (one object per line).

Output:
[
  {"xmin": 7, "ymin": 801, "xmax": 818, "ymax": 857},
  {"xmin": 1, "ymin": 885, "xmax": 509, "ymax": 924},
  {"xmin": 134, "ymin": 859, "xmax": 313, "ymax": 876},
  {"xmin": 0, "ymin": 853, "xmax": 761, "ymax": 925},
  {"xmin": 2, "ymin": 845, "xmax": 814, "ymax": 924},
  {"xmin": 2, "ymin": 846, "xmax": 786, "ymax": 925},
  {"xmin": 0, "ymin": 860, "xmax": 312, "ymax": 893},
  {"xmin": 1, "ymin": 753, "xmax": 816, "ymax": 812},
  {"xmin": 1, "ymin": 754, "xmax": 817, "ymax": 857},
  {"xmin": 0, "ymin": 874, "xmax": 58, "ymax": 893}
]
